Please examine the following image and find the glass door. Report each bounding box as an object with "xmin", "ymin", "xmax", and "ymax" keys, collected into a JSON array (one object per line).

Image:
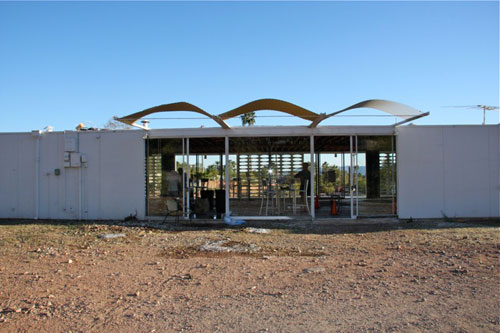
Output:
[
  {"xmin": 353, "ymin": 135, "xmax": 397, "ymax": 217},
  {"xmin": 313, "ymin": 136, "xmax": 352, "ymax": 219}
]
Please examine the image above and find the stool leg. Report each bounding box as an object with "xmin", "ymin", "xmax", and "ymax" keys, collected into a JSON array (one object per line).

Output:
[
  {"xmin": 265, "ymin": 193, "xmax": 269, "ymax": 216},
  {"xmin": 259, "ymin": 196, "xmax": 264, "ymax": 215}
]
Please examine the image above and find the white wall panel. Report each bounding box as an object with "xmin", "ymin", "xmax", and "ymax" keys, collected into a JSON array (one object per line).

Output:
[
  {"xmin": 398, "ymin": 125, "xmax": 499, "ymax": 218},
  {"xmin": 397, "ymin": 127, "xmax": 445, "ymax": 218},
  {"xmin": 39, "ymin": 133, "xmax": 63, "ymax": 219},
  {"xmin": 1, "ymin": 130, "xmax": 146, "ymax": 221},
  {"xmin": 95, "ymin": 131, "xmax": 145, "ymax": 220},
  {"xmin": 79, "ymin": 132, "xmax": 101, "ymax": 220},
  {"xmin": 0, "ymin": 135, "xmax": 24, "ymax": 218},
  {"xmin": 488, "ymin": 126, "xmax": 500, "ymax": 217},
  {"xmin": 0, "ymin": 134, "xmax": 37, "ymax": 218},
  {"xmin": 16, "ymin": 135, "xmax": 37, "ymax": 218}
]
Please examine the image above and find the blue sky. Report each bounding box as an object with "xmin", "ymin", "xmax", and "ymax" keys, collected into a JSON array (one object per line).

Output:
[{"xmin": 0, "ymin": 1, "xmax": 498, "ymax": 132}]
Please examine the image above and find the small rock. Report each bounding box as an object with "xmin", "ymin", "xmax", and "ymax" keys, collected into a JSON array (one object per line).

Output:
[
  {"xmin": 303, "ymin": 267, "xmax": 325, "ymax": 273},
  {"xmin": 244, "ymin": 228, "xmax": 270, "ymax": 234},
  {"xmin": 98, "ymin": 233, "xmax": 126, "ymax": 239},
  {"xmin": 68, "ymin": 259, "xmax": 73, "ymax": 264}
]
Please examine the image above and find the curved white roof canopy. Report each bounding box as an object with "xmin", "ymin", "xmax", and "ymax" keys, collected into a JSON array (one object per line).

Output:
[
  {"xmin": 117, "ymin": 99, "xmax": 428, "ymax": 130},
  {"xmin": 115, "ymin": 102, "xmax": 230, "ymax": 129},
  {"xmin": 218, "ymin": 98, "xmax": 319, "ymax": 121},
  {"xmin": 309, "ymin": 99, "xmax": 428, "ymax": 128}
]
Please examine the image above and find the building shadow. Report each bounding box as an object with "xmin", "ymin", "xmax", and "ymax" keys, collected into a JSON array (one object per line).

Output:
[{"xmin": 0, "ymin": 217, "xmax": 498, "ymax": 235}]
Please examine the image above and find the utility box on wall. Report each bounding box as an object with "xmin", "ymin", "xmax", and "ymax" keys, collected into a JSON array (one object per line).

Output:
[
  {"xmin": 70, "ymin": 152, "xmax": 81, "ymax": 167},
  {"xmin": 64, "ymin": 152, "xmax": 82, "ymax": 168}
]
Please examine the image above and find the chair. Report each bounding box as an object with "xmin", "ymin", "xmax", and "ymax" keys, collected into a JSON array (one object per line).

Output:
[
  {"xmin": 163, "ymin": 197, "xmax": 183, "ymax": 223},
  {"xmin": 259, "ymin": 179, "xmax": 278, "ymax": 216},
  {"xmin": 295, "ymin": 179, "xmax": 310, "ymax": 215}
]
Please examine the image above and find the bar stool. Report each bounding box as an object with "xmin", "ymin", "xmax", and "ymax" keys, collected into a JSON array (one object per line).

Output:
[{"xmin": 259, "ymin": 179, "xmax": 277, "ymax": 215}]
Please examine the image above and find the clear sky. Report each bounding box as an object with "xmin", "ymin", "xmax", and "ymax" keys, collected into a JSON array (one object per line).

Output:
[{"xmin": 0, "ymin": 1, "xmax": 498, "ymax": 132}]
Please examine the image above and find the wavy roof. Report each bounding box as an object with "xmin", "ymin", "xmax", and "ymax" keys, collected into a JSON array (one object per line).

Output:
[
  {"xmin": 218, "ymin": 98, "xmax": 318, "ymax": 121},
  {"xmin": 115, "ymin": 102, "xmax": 230, "ymax": 129},
  {"xmin": 116, "ymin": 99, "xmax": 428, "ymax": 129}
]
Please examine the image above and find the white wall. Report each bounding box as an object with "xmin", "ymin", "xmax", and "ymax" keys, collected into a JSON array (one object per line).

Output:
[
  {"xmin": 397, "ymin": 125, "xmax": 499, "ymax": 219},
  {"xmin": 0, "ymin": 130, "xmax": 146, "ymax": 220},
  {"xmin": 0, "ymin": 133, "xmax": 37, "ymax": 218},
  {"xmin": 2, "ymin": 126, "xmax": 498, "ymax": 220}
]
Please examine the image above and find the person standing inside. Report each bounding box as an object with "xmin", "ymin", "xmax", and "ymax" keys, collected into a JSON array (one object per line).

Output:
[{"xmin": 161, "ymin": 155, "xmax": 182, "ymax": 198}]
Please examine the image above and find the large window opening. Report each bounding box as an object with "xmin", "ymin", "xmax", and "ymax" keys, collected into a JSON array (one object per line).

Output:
[
  {"xmin": 228, "ymin": 136, "xmax": 311, "ymax": 217},
  {"xmin": 146, "ymin": 134, "xmax": 396, "ymax": 220},
  {"xmin": 146, "ymin": 137, "xmax": 226, "ymax": 219}
]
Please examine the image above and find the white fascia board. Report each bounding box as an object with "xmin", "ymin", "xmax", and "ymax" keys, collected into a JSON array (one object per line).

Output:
[{"xmin": 146, "ymin": 125, "xmax": 395, "ymax": 139}]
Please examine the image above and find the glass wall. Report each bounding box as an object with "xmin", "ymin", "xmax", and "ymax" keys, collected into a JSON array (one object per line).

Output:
[
  {"xmin": 229, "ymin": 136, "xmax": 311, "ymax": 217},
  {"xmin": 146, "ymin": 138, "xmax": 183, "ymax": 217},
  {"xmin": 146, "ymin": 134, "xmax": 396, "ymax": 220},
  {"xmin": 354, "ymin": 136, "xmax": 397, "ymax": 217},
  {"xmin": 146, "ymin": 137, "xmax": 226, "ymax": 219},
  {"xmin": 314, "ymin": 136, "xmax": 352, "ymax": 218}
]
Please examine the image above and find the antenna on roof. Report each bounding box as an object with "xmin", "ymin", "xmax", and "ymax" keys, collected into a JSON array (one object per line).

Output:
[{"xmin": 445, "ymin": 105, "xmax": 499, "ymax": 125}]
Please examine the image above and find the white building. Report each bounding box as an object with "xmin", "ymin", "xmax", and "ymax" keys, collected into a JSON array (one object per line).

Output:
[{"xmin": 0, "ymin": 99, "xmax": 498, "ymax": 221}]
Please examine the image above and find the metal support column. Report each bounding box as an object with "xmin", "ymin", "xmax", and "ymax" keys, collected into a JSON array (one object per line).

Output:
[
  {"xmin": 310, "ymin": 135, "xmax": 315, "ymax": 219},
  {"xmin": 225, "ymin": 136, "xmax": 230, "ymax": 217},
  {"xmin": 182, "ymin": 138, "xmax": 186, "ymax": 219},
  {"xmin": 186, "ymin": 138, "xmax": 190, "ymax": 218},
  {"xmin": 355, "ymin": 135, "xmax": 359, "ymax": 217},
  {"xmin": 350, "ymin": 136, "xmax": 354, "ymax": 219}
]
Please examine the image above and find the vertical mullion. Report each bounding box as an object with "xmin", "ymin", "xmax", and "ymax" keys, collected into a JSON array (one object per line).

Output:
[
  {"xmin": 182, "ymin": 138, "xmax": 186, "ymax": 219},
  {"xmin": 310, "ymin": 135, "xmax": 315, "ymax": 219},
  {"xmin": 350, "ymin": 136, "xmax": 354, "ymax": 219},
  {"xmin": 186, "ymin": 138, "xmax": 190, "ymax": 217},
  {"xmin": 355, "ymin": 135, "xmax": 359, "ymax": 217},
  {"xmin": 225, "ymin": 136, "xmax": 229, "ymax": 217}
]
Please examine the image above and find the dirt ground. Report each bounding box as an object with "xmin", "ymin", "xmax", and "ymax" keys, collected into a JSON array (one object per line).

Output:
[{"xmin": 0, "ymin": 219, "xmax": 498, "ymax": 332}]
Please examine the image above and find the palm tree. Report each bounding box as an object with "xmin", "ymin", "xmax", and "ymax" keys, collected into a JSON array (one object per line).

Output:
[{"xmin": 240, "ymin": 112, "xmax": 256, "ymax": 126}]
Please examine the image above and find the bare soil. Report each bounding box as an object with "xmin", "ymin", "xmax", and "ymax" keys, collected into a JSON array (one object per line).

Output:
[{"xmin": 0, "ymin": 220, "xmax": 498, "ymax": 332}]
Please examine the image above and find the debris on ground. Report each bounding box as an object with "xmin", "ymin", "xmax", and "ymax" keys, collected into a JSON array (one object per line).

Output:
[
  {"xmin": 243, "ymin": 228, "xmax": 271, "ymax": 234},
  {"xmin": 303, "ymin": 267, "xmax": 325, "ymax": 273},
  {"xmin": 98, "ymin": 233, "xmax": 126, "ymax": 239},
  {"xmin": 197, "ymin": 239, "xmax": 260, "ymax": 253}
]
